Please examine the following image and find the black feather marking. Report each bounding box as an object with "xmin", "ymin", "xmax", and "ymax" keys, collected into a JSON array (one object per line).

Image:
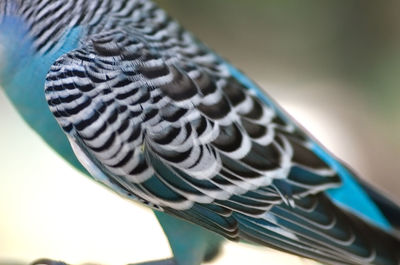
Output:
[
  {"xmin": 129, "ymin": 154, "xmax": 148, "ymax": 175},
  {"xmin": 109, "ymin": 150, "xmax": 135, "ymax": 168},
  {"xmin": 139, "ymin": 64, "xmax": 170, "ymax": 79},
  {"xmin": 241, "ymin": 118, "xmax": 268, "ymax": 139},
  {"xmin": 159, "ymin": 66, "xmax": 198, "ymax": 101},
  {"xmin": 290, "ymin": 139, "xmax": 331, "ymax": 169},
  {"xmin": 192, "ymin": 116, "xmax": 208, "ymax": 137},
  {"xmin": 240, "ymin": 142, "xmax": 281, "ymax": 171},
  {"xmin": 212, "ymin": 123, "xmax": 242, "ymax": 153},
  {"xmin": 193, "ymin": 71, "xmax": 217, "ymax": 96},
  {"xmin": 198, "ymin": 96, "xmax": 231, "ymax": 120},
  {"xmin": 223, "ymin": 78, "xmax": 247, "ymax": 106},
  {"xmin": 159, "ymin": 104, "xmax": 188, "ymax": 122},
  {"xmin": 75, "ymin": 111, "xmax": 99, "ymax": 131},
  {"xmin": 220, "ymin": 154, "xmax": 261, "ymax": 179},
  {"xmin": 243, "ymin": 97, "xmax": 263, "ymax": 120},
  {"xmin": 116, "ymin": 87, "xmax": 139, "ymax": 100},
  {"xmin": 154, "ymin": 126, "xmax": 181, "ymax": 145},
  {"xmin": 90, "ymin": 133, "xmax": 116, "ymax": 153},
  {"xmin": 64, "ymin": 96, "xmax": 92, "ymax": 115}
]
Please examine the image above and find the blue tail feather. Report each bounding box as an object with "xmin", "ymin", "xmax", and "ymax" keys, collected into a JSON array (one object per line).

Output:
[{"xmin": 311, "ymin": 143, "xmax": 391, "ymax": 230}]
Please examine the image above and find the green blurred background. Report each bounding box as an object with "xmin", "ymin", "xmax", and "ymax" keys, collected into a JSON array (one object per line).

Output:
[{"xmin": 1, "ymin": 0, "xmax": 399, "ymax": 264}]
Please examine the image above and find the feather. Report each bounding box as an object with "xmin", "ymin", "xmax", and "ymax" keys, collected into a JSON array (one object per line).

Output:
[{"xmin": 39, "ymin": 1, "xmax": 400, "ymax": 264}]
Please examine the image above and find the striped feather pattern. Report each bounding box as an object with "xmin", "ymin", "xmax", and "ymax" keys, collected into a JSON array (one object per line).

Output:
[
  {"xmin": 3, "ymin": 0, "xmax": 160, "ymax": 54},
  {"xmin": 45, "ymin": 26, "xmax": 340, "ymax": 210},
  {"xmin": 6, "ymin": 0, "xmax": 399, "ymax": 264}
]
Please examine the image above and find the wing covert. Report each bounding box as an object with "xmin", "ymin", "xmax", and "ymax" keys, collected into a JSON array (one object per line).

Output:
[{"xmin": 45, "ymin": 28, "xmax": 340, "ymax": 210}]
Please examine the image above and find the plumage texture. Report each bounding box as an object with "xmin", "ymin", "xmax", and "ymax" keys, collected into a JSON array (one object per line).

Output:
[
  {"xmin": 45, "ymin": 27, "xmax": 339, "ymax": 211},
  {"xmin": 1, "ymin": 1, "xmax": 400, "ymax": 265}
]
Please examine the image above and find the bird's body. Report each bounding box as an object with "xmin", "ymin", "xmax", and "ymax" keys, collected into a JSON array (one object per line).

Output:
[{"xmin": 1, "ymin": 1, "xmax": 400, "ymax": 264}]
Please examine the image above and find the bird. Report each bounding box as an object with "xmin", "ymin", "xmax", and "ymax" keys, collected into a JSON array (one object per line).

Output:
[{"xmin": 1, "ymin": 1, "xmax": 400, "ymax": 265}]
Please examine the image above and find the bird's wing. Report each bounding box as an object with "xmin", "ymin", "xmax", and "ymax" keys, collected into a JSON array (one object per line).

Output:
[{"xmin": 44, "ymin": 29, "xmax": 399, "ymax": 265}]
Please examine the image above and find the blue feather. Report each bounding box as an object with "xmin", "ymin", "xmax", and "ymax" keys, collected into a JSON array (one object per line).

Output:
[
  {"xmin": 312, "ymin": 143, "xmax": 391, "ymax": 230},
  {"xmin": 225, "ymin": 63, "xmax": 392, "ymax": 231},
  {"xmin": 4, "ymin": 26, "xmax": 84, "ymax": 170}
]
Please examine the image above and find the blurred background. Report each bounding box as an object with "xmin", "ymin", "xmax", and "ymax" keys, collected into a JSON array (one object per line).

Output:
[{"xmin": 1, "ymin": 0, "xmax": 400, "ymax": 264}]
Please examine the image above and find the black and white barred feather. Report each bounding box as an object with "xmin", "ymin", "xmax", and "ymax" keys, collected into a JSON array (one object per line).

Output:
[
  {"xmin": 45, "ymin": 23, "xmax": 339, "ymax": 210},
  {"xmin": 6, "ymin": 0, "xmax": 400, "ymax": 264}
]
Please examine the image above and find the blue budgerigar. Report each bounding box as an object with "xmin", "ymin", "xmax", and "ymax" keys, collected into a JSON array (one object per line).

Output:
[{"xmin": 1, "ymin": 1, "xmax": 400, "ymax": 265}]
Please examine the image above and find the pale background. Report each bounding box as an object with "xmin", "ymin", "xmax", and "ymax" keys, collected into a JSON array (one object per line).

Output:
[{"xmin": 1, "ymin": 1, "xmax": 400, "ymax": 264}]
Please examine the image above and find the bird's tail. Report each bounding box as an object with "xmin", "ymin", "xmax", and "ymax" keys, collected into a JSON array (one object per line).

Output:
[
  {"xmin": 352, "ymin": 174, "xmax": 400, "ymax": 230},
  {"xmin": 236, "ymin": 192, "xmax": 400, "ymax": 265}
]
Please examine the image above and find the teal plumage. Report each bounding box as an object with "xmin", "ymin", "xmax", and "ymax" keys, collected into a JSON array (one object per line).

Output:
[
  {"xmin": 1, "ymin": 2, "xmax": 223, "ymax": 264},
  {"xmin": 1, "ymin": 1, "xmax": 400, "ymax": 265}
]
